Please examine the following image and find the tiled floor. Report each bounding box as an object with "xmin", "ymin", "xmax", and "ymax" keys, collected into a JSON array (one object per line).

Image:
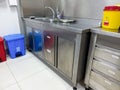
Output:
[{"xmin": 0, "ymin": 51, "xmax": 85, "ymax": 90}]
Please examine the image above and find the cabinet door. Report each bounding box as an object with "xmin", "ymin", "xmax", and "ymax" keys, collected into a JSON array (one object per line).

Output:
[
  {"xmin": 26, "ymin": 26, "xmax": 33, "ymax": 50},
  {"xmin": 44, "ymin": 33, "xmax": 55, "ymax": 65},
  {"xmin": 26, "ymin": 27, "xmax": 44, "ymax": 57},
  {"xmin": 33, "ymin": 30, "xmax": 44, "ymax": 58},
  {"xmin": 57, "ymin": 37, "xmax": 75, "ymax": 78}
]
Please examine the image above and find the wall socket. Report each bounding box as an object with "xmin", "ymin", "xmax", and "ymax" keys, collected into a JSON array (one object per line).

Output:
[{"xmin": 8, "ymin": 0, "xmax": 17, "ymax": 6}]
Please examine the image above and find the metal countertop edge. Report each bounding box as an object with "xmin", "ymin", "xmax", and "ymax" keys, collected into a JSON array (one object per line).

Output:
[
  {"xmin": 91, "ymin": 27, "xmax": 120, "ymax": 38},
  {"xmin": 24, "ymin": 18, "xmax": 91, "ymax": 34}
]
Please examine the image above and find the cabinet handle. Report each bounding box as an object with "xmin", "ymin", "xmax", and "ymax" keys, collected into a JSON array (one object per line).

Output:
[
  {"xmin": 47, "ymin": 36, "xmax": 51, "ymax": 39},
  {"xmin": 104, "ymin": 80, "xmax": 111, "ymax": 85},
  {"xmin": 112, "ymin": 55, "xmax": 119, "ymax": 59},
  {"xmin": 46, "ymin": 49, "xmax": 51, "ymax": 53},
  {"xmin": 108, "ymin": 70, "xmax": 115, "ymax": 75},
  {"xmin": 103, "ymin": 49, "xmax": 112, "ymax": 53}
]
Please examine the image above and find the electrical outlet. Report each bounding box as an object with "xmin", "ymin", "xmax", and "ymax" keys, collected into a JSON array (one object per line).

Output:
[{"xmin": 8, "ymin": 0, "xmax": 17, "ymax": 6}]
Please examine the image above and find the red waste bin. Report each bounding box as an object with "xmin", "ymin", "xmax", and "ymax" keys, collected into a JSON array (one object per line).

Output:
[{"xmin": 0, "ymin": 37, "xmax": 6, "ymax": 62}]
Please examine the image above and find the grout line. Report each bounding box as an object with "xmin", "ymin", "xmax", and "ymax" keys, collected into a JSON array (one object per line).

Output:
[
  {"xmin": 67, "ymin": 86, "xmax": 72, "ymax": 90},
  {"xmin": 0, "ymin": 82, "xmax": 17, "ymax": 90},
  {"xmin": 5, "ymin": 59, "xmax": 48, "ymax": 88},
  {"xmin": 3, "ymin": 52, "xmax": 48, "ymax": 90},
  {"xmin": 6, "ymin": 63, "xmax": 22, "ymax": 90},
  {"xmin": 5, "ymin": 52, "xmax": 75, "ymax": 90},
  {"xmin": 15, "ymin": 68, "xmax": 46, "ymax": 83}
]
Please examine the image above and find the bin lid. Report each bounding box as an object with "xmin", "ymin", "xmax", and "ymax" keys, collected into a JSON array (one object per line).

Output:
[
  {"xmin": 0, "ymin": 37, "xmax": 3, "ymax": 42},
  {"xmin": 104, "ymin": 6, "xmax": 120, "ymax": 11},
  {"xmin": 4, "ymin": 34, "xmax": 24, "ymax": 41}
]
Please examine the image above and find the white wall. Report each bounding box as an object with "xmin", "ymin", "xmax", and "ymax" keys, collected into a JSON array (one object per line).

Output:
[{"xmin": 0, "ymin": 0, "xmax": 20, "ymax": 37}]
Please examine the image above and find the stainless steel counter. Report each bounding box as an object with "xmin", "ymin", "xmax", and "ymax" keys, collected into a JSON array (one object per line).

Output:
[
  {"xmin": 24, "ymin": 18, "xmax": 101, "ymax": 34},
  {"xmin": 24, "ymin": 18, "xmax": 101, "ymax": 89},
  {"xmin": 91, "ymin": 27, "xmax": 120, "ymax": 38}
]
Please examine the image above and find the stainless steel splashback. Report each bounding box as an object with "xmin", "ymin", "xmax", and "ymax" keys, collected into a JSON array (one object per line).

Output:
[
  {"xmin": 20, "ymin": 0, "xmax": 120, "ymax": 19},
  {"xmin": 20, "ymin": 0, "xmax": 44, "ymax": 17},
  {"xmin": 20, "ymin": 0, "xmax": 58, "ymax": 17},
  {"xmin": 60, "ymin": 0, "xmax": 120, "ymax": 19}
]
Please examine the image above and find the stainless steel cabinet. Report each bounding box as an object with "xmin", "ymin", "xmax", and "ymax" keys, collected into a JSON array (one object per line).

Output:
[
  {"xmin": 85, "ymin": 28, "xmax": 120, "ymax": 90},
  {"xmin": 44, "ymin": 33, "xmax": 55, "ymax": 65},
  {"xmin": 25, "ymin": 26, "xmax": 33, "ymax": 50},
  {"xmin": 94, "ymin": 47, "xmax": 120, "ymax": 67},
  {"xmin": 57, "ymin": 37, "xmax": 75, "ymax": 78},
  {"xmin": 24, "ymin": 19, "xmax": 90, "ymax": 89},
  {"xmin": 92, "ymin": 60, "xmax": 120, "ymax": 82},
  {"xmin": 25, "ymin": 25, "xmax": 55, "ymax": 65},
  {"xmin": 89, "ymin": 71, "xmax": 120, "ymax": 90},
  {"xmin": 25, "ymin": 26, "xmax": 44, "ymax": 58},
  {"xmin": 33, "ymin": 30, "xmax": 44, "ymax": 58}
]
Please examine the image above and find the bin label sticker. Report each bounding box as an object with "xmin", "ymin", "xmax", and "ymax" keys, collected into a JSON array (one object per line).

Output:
[
  {"xmin": 104, "ymin": 21, "xmax": 109, "ymax": 26},
  {"xmin": 16, "ymin": 47, "xmax": 21, "ymax": 52}
]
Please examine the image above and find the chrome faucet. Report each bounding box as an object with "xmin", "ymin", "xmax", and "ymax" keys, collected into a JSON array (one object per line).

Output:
[{"xmin": 45, "ymin": 6, "xmax": 55, "ymax": 20}]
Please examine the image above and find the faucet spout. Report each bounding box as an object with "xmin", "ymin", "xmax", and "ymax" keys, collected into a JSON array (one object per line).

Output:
[{"xmin": 45, "ymin": 6, "xmax": 55, "ymax": 20}]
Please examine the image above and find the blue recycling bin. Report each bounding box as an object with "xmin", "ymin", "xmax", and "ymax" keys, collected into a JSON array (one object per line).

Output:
[
  {"xmin": 28, "ymin": 31, "xmax": 43, "ymax": 52},
  {"xmin": 4, "ymin": 34, "xmax": 26, "ymax": 59}
]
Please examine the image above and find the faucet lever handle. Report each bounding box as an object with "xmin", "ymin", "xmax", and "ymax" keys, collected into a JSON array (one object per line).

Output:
[{"xmin": 56, "ymin": 9, "xmax": 64, "ymax": 19}]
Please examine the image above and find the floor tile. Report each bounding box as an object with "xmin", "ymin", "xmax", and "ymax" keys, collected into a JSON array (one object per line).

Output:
[
  {"xmin": 77, "ymin": 83, "xmax": 85, "ymax": 90},
  {"xmin": 2, "ymin": 84, "xmax": 20, "ymax": 90},
  {"xmin": 46, "ymin": 67, "xmax": 71, "ymax": 89},
  {"xmin": 0, "ymin": 52, "xmax": 85, "ymax": 90},
  {"xmin": 51, "ymin": 71, "xmax": 71, "ymax": 90},
  {"xmin": 46, "ymin": 64, "xmax": 85, "ymax": 90},
  {"xmin": 7, "ymin": 56, "xmax": 47, "ymax": 81},
  {"xmin": 6, "ymin": 51, "xmax": 35, "ymax": 64},
  {"xmin": 0, "ymin": 62, "xmax": 16, "ymax": 90},
  {"xmin": 51, "ymin": 76, "xmax": 71, "ymax": 90},
  {"xmin": 19, "ymin": 69, "xmax": 70, "ymax": 90}
]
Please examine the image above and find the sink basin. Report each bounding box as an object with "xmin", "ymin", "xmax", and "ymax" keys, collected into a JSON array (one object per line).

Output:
[
  {"xmin": 30, "ymin": 17, "xmax": 76, "ymax": 23},
  {"xmin": 35, "ymin": 17, "xmax": 49, "ymax": 21},
  {"xmin": 34, "ymin": 17, "xmax": 58, "ymax": 22},
  {"xmin": 59, "ymin": 19, "xmax": 76, "ymax": 23}
]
